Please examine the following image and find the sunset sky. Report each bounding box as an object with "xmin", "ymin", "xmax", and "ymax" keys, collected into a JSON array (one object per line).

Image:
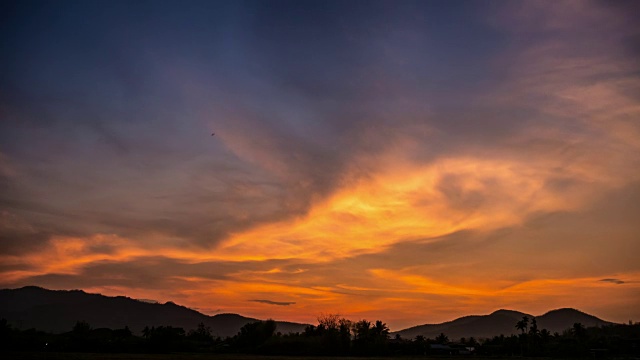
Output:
[{"xmin": 1, "ymin": 0, "xmax": 639, "ymax": 330}]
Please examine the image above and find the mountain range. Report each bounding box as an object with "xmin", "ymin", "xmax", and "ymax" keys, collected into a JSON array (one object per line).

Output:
[
  {"xmin": 0, "ymin": 286, "xmax": 306, "ymax": 337},
  {"xmin": 395, "ymin": 308, "xmax": 612, "ymax": 340},
  {"xmin": 0, "ymin": 286, "xmax": 614, "ymax": 339}
]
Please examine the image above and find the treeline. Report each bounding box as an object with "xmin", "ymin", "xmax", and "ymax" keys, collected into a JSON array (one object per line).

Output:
[
  {"xmin": 479, "ymin": 316, "xmax": 640, "ymax": 358},
  {"xmin": 2, "ymin": 315, "xmax": 639, "ymax": 357},
  {"xmin": 0, "ymin": 319, "xmax": 219, "ymax": 353}
]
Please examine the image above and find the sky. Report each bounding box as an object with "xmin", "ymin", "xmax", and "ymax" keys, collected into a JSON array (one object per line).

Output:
[{"xmin": 1, "ymin": 0, "xmax": 639, "ymax": 331}]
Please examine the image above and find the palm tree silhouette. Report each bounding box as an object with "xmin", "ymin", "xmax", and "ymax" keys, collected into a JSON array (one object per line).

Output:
[{"xmin": 515, "ymin": 316, "xmax": 529, "ymax": 334}]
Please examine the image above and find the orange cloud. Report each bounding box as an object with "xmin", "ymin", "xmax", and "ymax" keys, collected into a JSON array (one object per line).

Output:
[{"xmin": 216, "ymin": 151, "xmax": 621, "ymax": 263}]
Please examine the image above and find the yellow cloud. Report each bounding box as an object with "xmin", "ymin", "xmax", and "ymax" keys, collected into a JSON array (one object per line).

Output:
[{"xmin": 216, "ymin": 154, "xmax": 610, "ymax": 262}]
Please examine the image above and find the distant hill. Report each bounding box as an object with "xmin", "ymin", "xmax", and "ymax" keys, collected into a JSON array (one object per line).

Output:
[
  {"xmin": 396, "ymin": 308, "xmax": 613, "ymax": 340},
  {"xmin": 1, "ymin": 287, "xmax": 616, "ymax": 340},
  {"xmin": 0, "ymin": 286, "xmax": 307, "ymax": 337}
]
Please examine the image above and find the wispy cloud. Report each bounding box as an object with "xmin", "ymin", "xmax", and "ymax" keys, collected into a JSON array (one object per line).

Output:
[
  {"xmin": 249, "ymin": 299, "xmax": 296, "ymax": 306},
  {"xmin": 600, "ymin": 278, "xmax": 625, "ymax": 285}
]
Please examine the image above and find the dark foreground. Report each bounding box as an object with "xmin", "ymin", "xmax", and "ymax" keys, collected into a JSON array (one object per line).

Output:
[
  {"xmin": 6, "ymin": 353, "xmax": 638, "ymax": 360},
  {"xmin": 2, "ymin": 355, "xmax": 454, "ymax": 360},
  {"xmin": 3, "ymin": 318, "xmax": 638, "ymax": 359}
]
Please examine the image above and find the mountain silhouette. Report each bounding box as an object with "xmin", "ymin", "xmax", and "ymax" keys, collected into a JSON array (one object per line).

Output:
[
  {"xmin": 1, "ymin": 287, "xmax": 615, "ymax": 339},
  {"xmin": 396, "ymin": 308, "xmax": 613, "ymax": 340},
  {"xmin": 536, "ymin": 308, "xmax": 610, "ymax": 332},
  {"xmin": 0, "ymin": 286, "xmax": 307, "ymax": 336}
]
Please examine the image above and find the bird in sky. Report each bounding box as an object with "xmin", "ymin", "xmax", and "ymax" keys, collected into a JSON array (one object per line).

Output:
[{"xmin": 211, "ymin": 132, "xmax": 215, "ymax": 136}]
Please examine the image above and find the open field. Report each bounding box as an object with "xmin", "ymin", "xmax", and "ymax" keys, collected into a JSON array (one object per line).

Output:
[
  {"xmin": 1, "ymin": 354, "xmax": 565, "ymax": 360},
  {"xmin": 2, "ymin": 355, "xmax": 429, "ymax": 360},
  {"xmin": 1, "ymin": 355, "xmax": 424, "ymax": 360}
]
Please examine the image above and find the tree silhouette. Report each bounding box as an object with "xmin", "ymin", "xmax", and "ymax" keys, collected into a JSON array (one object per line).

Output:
[
  {"xmin": 71, "ymin": 320, "xmax": 92, "ymax": 349},
  {"xmin": 540, "ymin": 328, "xmax": 551, "ymax": 341},
  {"xmin": 352, "ymin": 319, "xmax": 389, "ymax": 355},
  {"xmin": 307, "ymin": 314, "xmax": 353, "ymax": 355},
  {"xmin": 352, "ymin": 319, "xmax": 371, "ymax": 354},
  {"xmin": 113, "ymin": 326, "xmax": 132, "ymax": 339},
  {"xmin": 72, "ymin": 320, "xmax": 91, "ymax": 335},
  {"xmin": 188, "ymin": 322, "xmax": 213, "ymax": 343},
  {"xmin": 317, "ymin": 313, "xmax": 341, "ymax": 330},
  {"xmin": 528, "ymin": 317, "xmax": 539, "ymax": 336},
  {"xmin": 515, "ymin": 316, "xmax": 529, "ymax": 334},
  {"xmin": 572, "ymin": 322, "xmax": 586, "ymax": 340},
  {"xmin": 515, "ymin": 316, "xmax": 529, "ymax": 356},
  {"xmin": 142, "ymin": 326, "xmax": 151, "ymax": 339},
  {"xmin": 372, "ymin": 320, "xmax": 390, "ymax": 352},
  {"xmin": 337, "ymin": 318, "xmax": 352, "ymax": 353},
  {"xmin": 413, "ymin": 335, "xmax": 427, "ymax": 355},
  {"xmin": 373, "ymin": 320, "xmax": 390, "ymax": 338},
  {"xmin": 236, "ymin": 320, "xmax": 276, "ymax": 352},
  {"xmin": 528, "ymin": 317, "xmax": 540, "ymax": 354},
  {"xmin": 435, "ymin": 333, "xmax": 449, "ymax": 344},
  {"xmin": 354, "ymin": 319, "xmax": 371, "ymax": 341},
  {"xmin": 145, "ymin": 325, "xmax": 186, "ymax": 352},
  {"xmin": 466, "ymin": 336, "xmax": 478, "ymax": 347}
]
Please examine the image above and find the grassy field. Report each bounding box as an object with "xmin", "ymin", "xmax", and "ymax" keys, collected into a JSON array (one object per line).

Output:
[
  {"xmin": 1, "ymin": 353, "xmax": 561, "ymax": 360},
  {"xmin": 0, "ymin": 355, "xmax": 428, "ymax": 360},
  {"xmin": 0, "ymin": 354, "xmax": 431, "ymax": 360}
]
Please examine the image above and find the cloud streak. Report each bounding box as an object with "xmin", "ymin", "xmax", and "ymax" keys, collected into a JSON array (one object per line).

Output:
[
  {"xmin": 600, "ymin": 279, "xmax": 625, "ymax": 285},
  {"xmin": 250, "ymin": 299, "xmax": 296, "ymax": 306}
]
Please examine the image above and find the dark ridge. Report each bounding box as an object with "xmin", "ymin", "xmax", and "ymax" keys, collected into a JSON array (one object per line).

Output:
[
  {"xmin": 1, "ymin": 287, "xmax": 616, "ymax": 339},
  {"xmin": 0, "ymin": 286, "xmax": 308, "ymax": 337},
  {"xmin": 395, "ymin": 308, "xmax": 613, "ymax": 339},
  {"xmin": 489, "ymin": 309, "xmax": 529, "ymax": 318},
  {"xmin": 537, "ymin": 308, "xmax": 610, "ymax": 332}
]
